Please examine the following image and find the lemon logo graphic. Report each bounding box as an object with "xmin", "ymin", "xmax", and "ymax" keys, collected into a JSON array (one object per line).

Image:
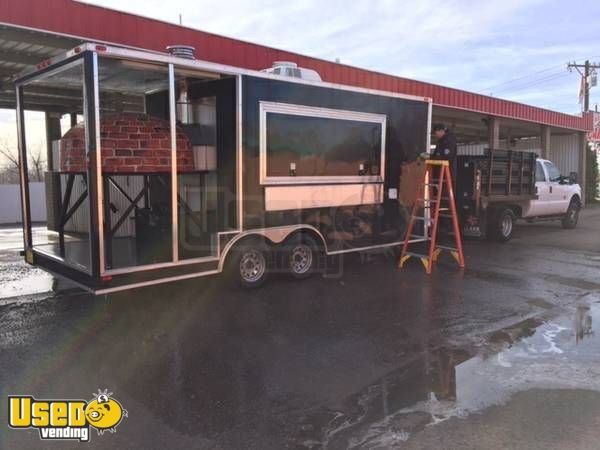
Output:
[{"xmin": 84, "ymin": 389, "xmax": 128, "ymax": 435}]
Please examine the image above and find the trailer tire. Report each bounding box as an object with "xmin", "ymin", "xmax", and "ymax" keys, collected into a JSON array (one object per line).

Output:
[
  {"xmin": 561, "ymin": 198, "xmax": 580, "ymax": 229},
  {"xmin": 284, "ymin": 234, "xmax": 319, "ymax": 279},
  {"xmin": 230, "ymin": 241, "xmax": 270, "ymax": 288},
  {"xmin": 490, "ymin": 208, "xmax": 515, "ymax": 242}
]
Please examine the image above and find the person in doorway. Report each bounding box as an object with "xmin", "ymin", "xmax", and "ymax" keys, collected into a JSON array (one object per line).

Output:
[
  {"xmin": 431, "ymin": 124, "xmax": 458, "ymax": 236},
  {"xmin": 432, "ymin": 123, "xmax": 457, "ymax": 167},
  {"xmin": 431, "ymin": 123, "xmax": 458, "ymax": 186}
]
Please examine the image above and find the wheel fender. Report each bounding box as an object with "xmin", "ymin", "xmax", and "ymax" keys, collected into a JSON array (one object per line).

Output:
[{"xmin": 218, "ymin": 225, "xmax": 327, "ymax": 272}]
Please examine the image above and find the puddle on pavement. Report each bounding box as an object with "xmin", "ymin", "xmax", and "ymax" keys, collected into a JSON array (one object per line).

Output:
[
  {"xmin": 292, "ymin": 297, "xmax": 600, "ymax": 449},
  {"xmin": 0, "ymin": 258, "xmax": 55, "ymax": 301},
  {"xmin": 0, "ymin": 227, "xmax": 61, "ymax": 300}
]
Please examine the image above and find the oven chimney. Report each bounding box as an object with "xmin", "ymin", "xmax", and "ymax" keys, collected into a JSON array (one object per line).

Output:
[{"xmin": 166, "ymin": 45, "xmax": 196, "ymax": 60}]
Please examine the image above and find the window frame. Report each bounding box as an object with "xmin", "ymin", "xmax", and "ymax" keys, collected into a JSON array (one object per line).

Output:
[
  {"xmin": 16, "ymin": 57, "xmax": 96, "ymax": 276},
  {"xmin": 535, "ymin": 161, "xmax": 546, "ymax": 182},
  {"xmin": 259, "ymin": 101, "xmax": 387, "ymax": 185},
  {"xmin": 543, "ymin": 161, "xmax": 561, "ymax": 182}
]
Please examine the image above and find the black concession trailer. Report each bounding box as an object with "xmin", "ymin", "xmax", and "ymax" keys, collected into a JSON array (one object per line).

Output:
[{"xmin": 15, "ymin": 43, "xmax": 432, "ymax": 293}]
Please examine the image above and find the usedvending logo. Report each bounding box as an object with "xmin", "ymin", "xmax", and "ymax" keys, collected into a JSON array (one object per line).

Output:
[{"xmin": 8, "ymin": 389, "xmax": 127, "ymax": 442}]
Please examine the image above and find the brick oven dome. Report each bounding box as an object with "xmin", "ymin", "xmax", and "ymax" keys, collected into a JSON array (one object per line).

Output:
[{"xmin": 59, "ymin": 113, "xmax": 193, "ymax": 173}]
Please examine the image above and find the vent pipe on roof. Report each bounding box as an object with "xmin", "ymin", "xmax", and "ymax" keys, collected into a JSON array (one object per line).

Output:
[{"xmin": 166, "ymin": 45, "xmax": 196, "ymax": 60}]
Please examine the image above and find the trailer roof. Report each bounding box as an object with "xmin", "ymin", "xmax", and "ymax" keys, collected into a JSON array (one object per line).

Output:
[
  {"xmin": 0, "ymin": 0, "xmax": 593, "ymax": 132},
  {"xmin": 14, "ymin": 42, "xmax": 434, "ymax": 109}
]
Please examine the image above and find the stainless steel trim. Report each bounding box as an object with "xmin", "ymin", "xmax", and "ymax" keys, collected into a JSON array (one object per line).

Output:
[
  {"xmin": 15, "ymin": 86, "xmax": 29, "ymax": 248},
  {"xmin": 217, "ymin": 224, "xmax": 328, "ymax": 272},
  {"xmin": 169, "ymin": 63, "xmax": 179, "ymax": 262},
  {"xmin": 264, "ymin": 183, "xmax": 383, "ymax": 211},
  {"xmin": 92, "ymin": 52, "xmax": 106, "ymax": 274},
  {"xmin": 259, "ymin": 101, "xmax": 387, "ymax": 185},
  {"xmin": 427, "ymin": 100, "xmax": 433, "ymax": 152},
  {"xmin": 216, "ymin": 224, "xmax": 426, "ymax": 269},
  {"xmin": 95, "ymin": 270, "xmax": 220, "ymax": 295},
  {"xmin": 327, "ymin": 239, "xmax": 424, "ymax": 255},
  {"xmin": 14, "ymin": 58, "xmax": 84, "ymax": 88},
  {"xmin": 103, "ymin": 255, "xmax": 220, "ymax": 276},
  {"xmin": 424, "ymin": 100, "xmax": 433, "ymax": 237},
  {"xmin": 236, "ymin": 74, "xmax": 243, "ymax": 231},
  {"xmin": 261, "ymin": 176, "xmax": 384, "ymax": 185}
]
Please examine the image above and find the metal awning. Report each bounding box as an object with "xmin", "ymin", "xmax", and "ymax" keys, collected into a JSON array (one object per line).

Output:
[{"xmin": 0, "ymin": 24, "xmax": 81, "ymax": 110}]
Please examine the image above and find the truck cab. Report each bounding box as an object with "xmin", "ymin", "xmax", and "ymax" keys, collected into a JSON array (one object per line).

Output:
[{"xmin": 522, "ymin": 158, "xmax": 582, "ymax": 220}]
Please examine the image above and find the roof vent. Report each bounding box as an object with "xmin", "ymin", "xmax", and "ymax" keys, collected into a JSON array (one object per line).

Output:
[
  {"xmin": 261, "ymin": 61, "xmax": 322, "ymax": 82},
  {"xmin": 272, "ymin": 61, "xmax": 298, "ymax": 69},
  {"xmin": 166, "ymin": 45, "xmax": 196, "ymax": 60}
]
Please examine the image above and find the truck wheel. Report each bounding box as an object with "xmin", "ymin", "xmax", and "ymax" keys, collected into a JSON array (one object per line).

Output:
[
  {"xmin": 284, "ymin": 234, "xmax": 319, "ymax": 279},
  {"xmin": 231, "ymin": 241, "xmax": 270, "ymax": 288},
  {"xmin": 491, "ymin": 208, "xmax": 515, "ymax": 242},
  {"xmin": 561, "ymin": 198, "xmax": 580, "ymax": 229}
]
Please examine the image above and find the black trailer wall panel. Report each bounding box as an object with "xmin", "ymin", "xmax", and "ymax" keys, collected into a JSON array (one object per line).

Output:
[{"xmin": 242, "ymin": 75, "xmax": 429, "ymax": 250}]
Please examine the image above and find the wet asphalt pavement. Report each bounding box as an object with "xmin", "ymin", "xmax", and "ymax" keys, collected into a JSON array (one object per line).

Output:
[{"xmin": 1, "ymin": 207, "xmax": 600, "ymax": 449}]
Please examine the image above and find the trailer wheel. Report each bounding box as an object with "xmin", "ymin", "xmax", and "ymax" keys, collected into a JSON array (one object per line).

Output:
[
  {"xmin": 284, "ymin": 234, "xmax": 319, "ymax": 279},
  {"xmin": 231, "ymin": 241, "xmax": 270, "ymax": 288},
  {"xmin": 561, "ymin": 198, "xmax": 580, "ymax": 229},
  {"xmin": 490, "ymin": 208, "xmax": 515, "ymax": 242}
]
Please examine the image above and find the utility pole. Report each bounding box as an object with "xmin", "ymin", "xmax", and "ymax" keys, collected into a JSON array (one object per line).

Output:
[{"xmin": 568, "ymin": 60, "xmax": 600, "ymax": 112}]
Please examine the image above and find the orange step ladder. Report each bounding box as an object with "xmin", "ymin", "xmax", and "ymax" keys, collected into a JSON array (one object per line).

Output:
[{"xmin": 398, "ymin": 159, "xmax": 465, "ymax": 274}]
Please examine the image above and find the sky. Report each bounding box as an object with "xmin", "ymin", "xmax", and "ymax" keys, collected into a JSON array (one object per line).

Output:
[
  {"xmin": 78, "ymin": 0, "xmax": 600, "ymax": 114},
  {"xmin": 2, "ymin": 0, "xmax": 599, "ymax": 167}
]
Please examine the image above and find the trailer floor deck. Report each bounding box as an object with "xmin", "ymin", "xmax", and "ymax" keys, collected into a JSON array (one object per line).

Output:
[{"xmin": 1, "ymin": 206, "xmax": 600, "ymax": 449}]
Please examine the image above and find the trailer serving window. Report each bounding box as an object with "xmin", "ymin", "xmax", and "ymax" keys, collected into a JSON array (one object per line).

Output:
[{"xmin": 259, "ymin": 102, "xmax": 386, "ymax": 184}]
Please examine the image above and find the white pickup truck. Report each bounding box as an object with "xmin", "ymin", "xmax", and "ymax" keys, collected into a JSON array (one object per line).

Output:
[
  {"xmin": 519, "ymin": 158, "xmax": 582, "ymax": 226},
  {"xmin": 457, "ymin": 151, "xmax": 582, "ymax": 242}
]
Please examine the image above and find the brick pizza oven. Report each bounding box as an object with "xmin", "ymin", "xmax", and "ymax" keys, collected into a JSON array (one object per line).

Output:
[{"xmin": 59, "ymin": 113, "xmax": 194, "ymax": 173}]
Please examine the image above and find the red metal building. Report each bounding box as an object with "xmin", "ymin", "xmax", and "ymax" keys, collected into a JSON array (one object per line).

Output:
[
  {"xmin": 0, "ymin": 0, "xmax": 593, "ymax": 131},
  {"xmin": 0, "ymin": 0, "xmax": 593, "ymax": 198}
]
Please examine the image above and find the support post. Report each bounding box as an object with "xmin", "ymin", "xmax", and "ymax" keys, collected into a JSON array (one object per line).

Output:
[
  {"xmin": 84, "ymin": 52, "xmax": 102, "ymax": 279},
  {"xmin": 540, "ymin": 125, "xmax": 551, "ymax": 160},
  {"xmin": 579, "ymin": 132, "xmax": 588, "ymax": 207},
  {"xmin": 45, "ymin": 112, "xmax": 62, "ymax": 231},
  {"xmin": 487, "ymin": 117, "xmax": 500, "ymax": 150}
]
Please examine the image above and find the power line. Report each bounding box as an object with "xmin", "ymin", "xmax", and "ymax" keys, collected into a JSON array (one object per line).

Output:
[
  {"xmin": 478, "ymin": 56, "xmax": 600, "ymax": 95},
  {"xmin": 492, "ymin": 72, "xmax": 571, "ymax": 95},
  {"xmin": 477, "ymin": 64, "xmax": 565, "ymax": 93}
]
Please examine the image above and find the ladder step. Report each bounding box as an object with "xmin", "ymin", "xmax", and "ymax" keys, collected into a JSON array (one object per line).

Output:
[
  {"xmin": 416, "ymin": 198, "xmax": 438, "ymax": 203},
  {"xmin": 437, "ymin": 245, "xmax": 458, "ymax": 251},
  {"xmin": 440, "ymin": 231, "xmax": 456, "ymax": 236},
  {"xmin": 399, "ymin": 162, "xmax": 464, "ymax": 273},
  {"xmin": 403, "ymin": 251, "xmax": 429, "ymax": 259}
]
